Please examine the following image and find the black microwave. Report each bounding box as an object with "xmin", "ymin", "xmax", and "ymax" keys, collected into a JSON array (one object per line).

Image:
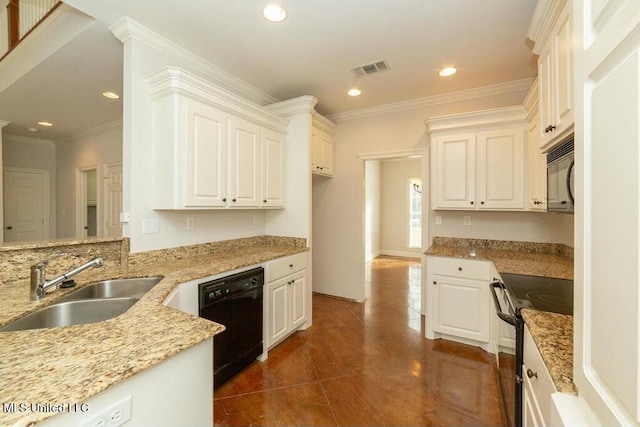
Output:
[{"xmin": 547, "ymin": 138, "xmax": 574, "ymax": 213}]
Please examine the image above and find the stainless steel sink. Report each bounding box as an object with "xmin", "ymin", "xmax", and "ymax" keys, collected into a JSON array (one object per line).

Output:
[
  {"xmin": 0, "ymin": 298, "xmax": 138, "ymax": 332},
  {"xmin": 62, "ymin": 277, "xmax": 162, "ymax": 301}
]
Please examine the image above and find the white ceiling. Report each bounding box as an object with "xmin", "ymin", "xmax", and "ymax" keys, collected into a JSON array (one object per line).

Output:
[{"xmin": 1, "ymin": 0, "xmax": 538, "ymax": 140}]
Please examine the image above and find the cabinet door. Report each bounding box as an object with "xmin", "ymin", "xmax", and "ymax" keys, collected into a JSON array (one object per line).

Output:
[
  {"xmin": 431, "ymin": 274, "xmax": 490, "ymax": 343},
  {"xmin": 290, "ymin": 271, "xmax": 307, "ymax": 330},
  {"xmin": 476, "ymin": 126, "xmax": 525, "ymax": 209},
  {"xmin": 538, "ymin": 45, "xmax": 554, "ymax": 149},
  {"xmin": 574, "ymin": 0, "xmax": 640, "ymax": 424},
  {"xmin": 550, "ymin": 5, "xmax": 573, "ymax": 138},
  {"xmin": 432, "ymin": 133, "xmax": 476, "ymax": 209},
  {"xmin": 311, "ymin": 127, "xmax": 333, "ymax": 176},
  {"xmin": 528, "ymin": 113, "xmax": 547, "ymax": 211},
  {"xmin": 262, "ymin": 129, "xmax": 285, "ymax": 207},
  {"xmin": 267, "ymin": 278, "xmax": 290, "ymax": 347},
  {"xmin": 183, "ymin": 100, "xmax": 227, "ymax": 207},
  {"xmin": 228, "ymin": 118, "xmax": 261, "ymax": 207},
  {"xmin": 523, "ymin": 378, "xmax": 543, "ymax": 427}
]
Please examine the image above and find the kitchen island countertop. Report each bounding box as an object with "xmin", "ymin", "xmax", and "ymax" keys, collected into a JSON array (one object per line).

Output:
[{"xmin": 0, "ymin": 239, "xmax": 307, "ymax": 427}]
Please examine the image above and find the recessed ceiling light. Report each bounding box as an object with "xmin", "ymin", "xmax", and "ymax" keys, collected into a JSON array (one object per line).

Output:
[
  {"xmin": 102, "ymin": 91, "xmax": 120, "ymax": 99},
  {"xmin": 347, "ymin": 88, "xmax": 362, "ymax": 97},
  {"xmin": 263, "ymin": 4, "xmax": 287, "ymax": 22},
  {"xmin": 28, "ymin": 127, "xmax": 38, "ymax": 132},
  {"xmin": 439, "ymin": 67, "xmax": 457, "ymax": 77},
  {"xmin": 38, "ymin": 121, "xmax": 53, "ymax": 127}
]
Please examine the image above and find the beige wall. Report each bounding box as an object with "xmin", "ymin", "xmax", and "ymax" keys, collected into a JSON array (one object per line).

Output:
[
  {"xmin": 380, "ymin": 158, "xmax": 422, "ymax": 257},
  {"xmin": 312, "ymin": 88, "xmax": 575, "ymax": 301}
]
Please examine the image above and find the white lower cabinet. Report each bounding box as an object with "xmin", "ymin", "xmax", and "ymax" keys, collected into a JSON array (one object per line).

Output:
[
  {"xmin": 265, "ymin": 252, "xmax": 309, "ymax": 349},
  {"xmin": 523, "ymin": 325, "xmax": 557, "ymax": 427},
  {"xmin": 426, "ymin": 256, "xmax": 492, "ymax": 350}
]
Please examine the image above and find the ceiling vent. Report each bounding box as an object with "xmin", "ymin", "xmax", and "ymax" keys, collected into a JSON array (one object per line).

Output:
[{"xmin": 351, "ymin": 60, "xmax": 390, "ymax": 78}]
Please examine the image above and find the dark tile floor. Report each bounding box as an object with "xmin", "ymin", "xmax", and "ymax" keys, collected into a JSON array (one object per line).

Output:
[{"xmin": 214, "ymin": 256, "xmax": 507, "ymax": 426}]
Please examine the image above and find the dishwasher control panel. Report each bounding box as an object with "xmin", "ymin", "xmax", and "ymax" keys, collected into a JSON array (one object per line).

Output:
[{"xmin": 199, "ymin": 267, "xmax": 264, "ymax": 308}]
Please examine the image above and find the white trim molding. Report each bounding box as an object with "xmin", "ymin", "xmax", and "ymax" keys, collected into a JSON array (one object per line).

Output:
[
  {"xmin": 110, "ymin": 17, "xmax": 278, "ymax": 107},
  {"xmin": 425, "ymin": 105, "xmax": 527, "ymax": 133},
  {"xmin": 2, "ymin": 134, "xmax": 55, "ymax": 147},
  {"xmin": 379, "ymin": 249, "xmax": 422, "ymax": 259},
  {"xmin": 358, "ymin": 148, "xmax": 426, "ymax": 161},
  {"xmin": 526, "ymin": 0, "xmax": 568, "ymax": 54},
  {"xmin": 55, "ymin": 119, "xmax": 122, "ymax": 144},
  {"xmin": 266, "ymin": 95, "xmax": 319, "ymax": 117},
  {"xmin": 328, "ymin": 78, "xmax": 534, "ymax": 123}
]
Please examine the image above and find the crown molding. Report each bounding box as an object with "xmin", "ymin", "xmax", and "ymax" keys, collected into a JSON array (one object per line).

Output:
[
  {"xmin": 110, "ymin": 17, "xmax": 279, "ymax": 107},
  {"xmin": 146, "ymin": 67, "xmax": 289, "ymax": 133},
  {"xmin": 526, "ymin": 0, "xmax": 567, "ymax": 55},
  {"xmin": 523, "ymin": 78, "xmax": 539, "ymax": 119},
  {"xmin": 425, "ymin": 106, "xmax": 527, "ymax": 133},
  {"xmin": 266, "ymin": 96, "xmax": 319, "ymax": 117},
  {"xmin": 55, "ymin": 119, "xmax": 123, "ymax": 144},
  {"xmin": 0, "ymin": 120, "xmax": 9, "ymax": 128},
  {"xmin": 327, "ymin": 78, "xmax": 534, "ymax": 123},
  {"xmin": 3, "ymin": 134, "xmax": 55, "ymax": 147},
  {"xmin": 311, "ymin": 111, "xmax": 337, "ymax": 134}
]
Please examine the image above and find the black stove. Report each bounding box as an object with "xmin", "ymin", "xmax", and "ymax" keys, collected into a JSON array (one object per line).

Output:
[
  {"xmin": 490, "ymin": 272, "xmax": 574, "ymax": 427},
  {"xmin": 500, "ymin": 272, "xmax": 573, "ymax": 315}
]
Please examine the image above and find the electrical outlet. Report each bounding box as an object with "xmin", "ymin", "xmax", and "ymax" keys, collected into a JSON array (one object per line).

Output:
[
  {"xmin": 186, "ymin": 217, "xmax": 195, "ymax": 230},
  {"xmin": 463, "ymin": 216, "xmax": 471, "ymax": 226},
  {"xmin": 80, "ymin": 395, "xmax": 132, "ymax": 427},
  {"xmin": 142, "ymin": 218, "xmax": 159, "ymax": 234},
  {"xmin": 435, "ymin": 215, "xmax": 442, "ymax": 225}
]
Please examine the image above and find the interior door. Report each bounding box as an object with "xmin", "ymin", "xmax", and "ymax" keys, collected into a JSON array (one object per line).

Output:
[
  {"xmin": 104, "ymin": 163, "xmax": 123, "ymax": 237},
  {"xmin": 3, "ymin": 169, "xmax": 47, "ymax": 242}
]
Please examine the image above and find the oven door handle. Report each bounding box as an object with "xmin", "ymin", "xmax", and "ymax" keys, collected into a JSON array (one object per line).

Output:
[{"xmin": 490, "ymin": 282, "xmax": 516, "ymax": 326}]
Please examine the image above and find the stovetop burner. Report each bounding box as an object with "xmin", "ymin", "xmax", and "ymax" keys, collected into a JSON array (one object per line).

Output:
[{"xmin": 500, "ymin": 272, "xmax": 573, "ymax": 315}]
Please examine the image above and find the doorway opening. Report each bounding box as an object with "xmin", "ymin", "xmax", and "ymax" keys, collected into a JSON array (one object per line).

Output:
[
  {"xmin": 76, "ymin": 166, "xmax": 98, "ymax": 238},
  {"xmin": 362, "ymin": 150, "xmax": 427, "ymax": 315}
]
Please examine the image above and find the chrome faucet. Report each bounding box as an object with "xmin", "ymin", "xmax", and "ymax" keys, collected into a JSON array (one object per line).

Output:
[{"xmin": 30, "ymin": 257, "xmax": 104, "ymax": 300}]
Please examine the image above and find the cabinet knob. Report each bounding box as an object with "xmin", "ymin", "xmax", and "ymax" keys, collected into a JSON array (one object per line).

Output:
[
  {"xmin": 289, "ymin": 264, "xmax": 293, "ymax": 268},
  {"xmin": 470, "ymin": 201, "xmax": 474, "ymax": 205},
  {"xmin": 458, "ymin": 267, "xmax": 462, "ymax": 271},
  {"xmin": 432, "ymin": 281, "xmax": 437, "ymax": 285},
  {"xmin": 480, "ymin": 201, "xmax": 485, "ymax": 205},
  {"xmin": 232, "ymin": 198, "xmax": 237, "ymax": 202},
  {"xmin": 222, "ymin": 198, "xmax": 227, "ymax": 202},
  {"xmin": 263, "ymin": 200, "xmax": 267, "ymax": 203},
  {"xmin": 526, "ymin": 369, "xmax": 538, "ymax": 379},
  {"xmin": 5, "ymin": 226, "xmax": 12, "ymax": 230},
  {"xmin": 549, "ymin": 125, "xmax": 556, "ymax": 132}
]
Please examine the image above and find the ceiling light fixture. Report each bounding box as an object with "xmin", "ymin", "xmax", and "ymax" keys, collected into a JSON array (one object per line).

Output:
[
  {"xmin": 347, "ymin": 88, "xmax": 362, "ymax": 97},
  {"xmin": 38, "ymin": 121, "xmax": 53, "ymax": 127},
  {"xmin": 102, "ymin": 91, "xmax": 120, "ymax": 99},
  {"xmin": 439, "ymin": 67, "xmax": 457, "ymax": 77},
  {"xmin": 263, "ymin": 4, "xmax": 287, "ymax": 22}
]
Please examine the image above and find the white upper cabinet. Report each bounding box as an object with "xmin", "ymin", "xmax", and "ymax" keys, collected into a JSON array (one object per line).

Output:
[
  {"xmin": 524, "ymin": 79, "xmax": 547, "ymax": 211},
  {"xmin": 311, "ymin": 112, "xmax": 336, "ymax": 177},
  {"xmin": 146, "ymin": 67, "xmax": 288, "ymax": 210},
  {"xmin": 528, "ymin": 0, "xmax": 574, "ymax": 152},
  {"xmin": 228, "ymin": 117, "xmax": 261, "ymax": 208},
  {"xmin": 427, "ymin": 107, "xmax": 527, "ymax": 211}
]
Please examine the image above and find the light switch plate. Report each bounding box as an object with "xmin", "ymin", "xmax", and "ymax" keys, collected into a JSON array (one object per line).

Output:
[
  {"xmin": 463, "ymin": 216, "xmax": 471, "ymax": 226},
  {"xmin": 142, "ymin": 218, "xmax": 159, "ymax": 234}
]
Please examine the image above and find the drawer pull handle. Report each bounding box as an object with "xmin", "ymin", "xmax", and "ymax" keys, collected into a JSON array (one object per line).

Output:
[{"xmin": 526, "ymin": 369, "xmax": 538, "ymax": 379}]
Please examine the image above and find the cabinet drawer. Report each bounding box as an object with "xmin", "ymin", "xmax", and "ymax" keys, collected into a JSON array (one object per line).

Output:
[
  {"xmin": 429, "ymin": 256, "xmax": 490, "ymax": 280},
  {"xmin": 267, "ymin": 252, "xmax": 308, "ymax": 282},
  {"xmin": 523, "ymin": 325, "xmax": 557, "ymax": 426}
]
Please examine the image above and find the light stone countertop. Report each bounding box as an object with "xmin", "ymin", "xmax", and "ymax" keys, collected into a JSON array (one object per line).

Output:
[
  {"xmin": 425, "ymin": 238, "xmax": 575, "ymax": 394},
  {"xmin": 0, "ymin": 242, "xmax": 307, "ymax": 427}
]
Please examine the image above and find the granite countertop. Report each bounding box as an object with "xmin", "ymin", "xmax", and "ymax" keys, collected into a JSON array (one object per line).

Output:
[
  {"xmin": 0, "ymin": 242, "xmax": 307, "ymax": 427},
  {"xmin": 425, "ymin": 237, "xmax": 575, "ymax": 394}
]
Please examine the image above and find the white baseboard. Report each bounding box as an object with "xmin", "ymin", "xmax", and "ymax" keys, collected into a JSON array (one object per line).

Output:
[{"xmin": 379, "ymin": 249, "xmax": 422, "ymax": 259}]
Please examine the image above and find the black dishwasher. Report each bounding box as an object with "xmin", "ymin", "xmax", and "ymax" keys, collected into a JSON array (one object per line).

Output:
[{"xmin": 198, "ymin": 267, "xmax": 264, "ymax": 388}]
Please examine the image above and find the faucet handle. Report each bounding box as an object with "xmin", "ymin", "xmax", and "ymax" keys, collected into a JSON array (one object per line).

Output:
[{"xmin": 30, "ymin": 259, "xmax": 49, "ymax": 270}]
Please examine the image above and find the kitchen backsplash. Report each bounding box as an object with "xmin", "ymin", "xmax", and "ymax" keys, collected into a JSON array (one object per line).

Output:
[{"xmin": 431, "ymin": 237, "xmax": 574, "ymax": 258}]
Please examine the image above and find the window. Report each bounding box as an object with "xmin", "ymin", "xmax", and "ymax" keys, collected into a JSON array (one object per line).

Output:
[{"xmin": 408, "ymin": 178, "xmax": 422, "ymax": 248}]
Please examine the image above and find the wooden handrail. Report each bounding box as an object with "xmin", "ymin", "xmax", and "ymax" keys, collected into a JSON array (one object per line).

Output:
[{"xmin": 7, "ymin": 0, "xmax": 19, "ymax": 49}]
